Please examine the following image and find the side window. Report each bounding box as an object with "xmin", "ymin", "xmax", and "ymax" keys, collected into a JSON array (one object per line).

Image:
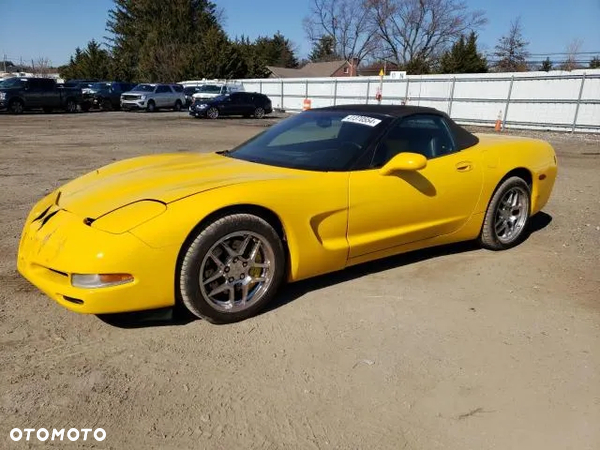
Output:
[
  {"xmin": 156, "ymin": 85, "xmax": 170, "ymax": 93},
  {"xmin": 372, "ymin": 114, "xmax": 456, "ymax": 166},
  {"xmin": 39, "ymin": 79, "xmax": 55, "ymax": 90},
  {"xmin": 28, "ymin": 79, "xmax": 42, "ymax": 90}
]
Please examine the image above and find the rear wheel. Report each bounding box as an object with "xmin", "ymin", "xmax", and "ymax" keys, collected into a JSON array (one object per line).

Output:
[
  {"xmin": 173, "ymin": 100, "xmax": 182, "ymax": 111},
  {"xmin": 178, "ymin": 214, "xmax": 286, "ymax": 324},
  {"xmin": 65, "ymin": 99, "xmax": 78, "ymax": 113},
  {"xmin": 479, "ymin": 176, "xmax": 531, "ymax": 250}
]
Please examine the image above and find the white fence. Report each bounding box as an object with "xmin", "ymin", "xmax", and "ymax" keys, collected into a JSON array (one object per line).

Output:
[{"xmin": 234, "ymin": 70, "xmax": 600, "ymax": 133}]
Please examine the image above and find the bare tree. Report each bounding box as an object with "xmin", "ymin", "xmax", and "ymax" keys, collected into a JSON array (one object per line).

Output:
[
  {"xmin": 303, "ymin": 0, "xmax": 379, "ymax": 63},
  {"xmin": 560, "ymin": 38, "xmax": 583, "ymax": 71},
  {"xmin": 368, "ymin": 0, "xmax": 487, "ymax": 70},
  {"xmin": 493, "ymin": 17, "xmax": 529, "ymax": 72},
  {"xmin": 32, "ymin": 57, "xmax": 52, "ymax": 77}
]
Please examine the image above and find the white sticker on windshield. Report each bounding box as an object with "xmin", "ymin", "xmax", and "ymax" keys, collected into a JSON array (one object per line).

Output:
[{"xmin": 341, "ymin": 114, "xmax": 382, "ymax": 127}]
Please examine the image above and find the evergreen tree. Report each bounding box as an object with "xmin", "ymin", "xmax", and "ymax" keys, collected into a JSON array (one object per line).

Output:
[
  {"xmin": 439, "ymin": 32, "xmax": 488, "ymax": 74},
  {"xmin": 540, "ymin": 57, "xmax": 552, "ymax": 71},
  {"xmin": 493, "ymin": 17, "xmax": 530, "ymax": 72},
  {"xmin": 254, "ymin": 32, "xmax": 299, "ymax": 68},
  {"xmin": 105, "ymin": 0, "xmax": 232, "ymax": 81},
  {"xmin": 59, "ymin": 40, "xmax": 111, "ymax": 80},
  {"xmin": 309, "ymin": 35, "xmax": 339, "ymax": 62},
  {"xmin": 590, "ymin": 57, "xmax": 600, "ymax": 69}
]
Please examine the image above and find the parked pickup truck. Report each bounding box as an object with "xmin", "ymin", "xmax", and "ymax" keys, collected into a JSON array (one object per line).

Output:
[{"xmin": 0, "ymin": 77, "xmax": 83, "ymax": 114}]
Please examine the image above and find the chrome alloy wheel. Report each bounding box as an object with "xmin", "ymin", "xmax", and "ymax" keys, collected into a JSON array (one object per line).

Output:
[
  {"xmin": 494, "ymin": 186, "xmax": 529, "ymax": 244},
  {"xmin": 199, "ymin": 231, "xmax": 274, "ymax": 313}
]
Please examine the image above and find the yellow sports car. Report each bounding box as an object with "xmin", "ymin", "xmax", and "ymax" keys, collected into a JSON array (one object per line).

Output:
[{"xmin": 17, "ymin": 105, "xmax": 557, "ymax": 324}]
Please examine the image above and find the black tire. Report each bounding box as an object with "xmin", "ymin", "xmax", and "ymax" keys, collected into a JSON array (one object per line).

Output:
[
  {"xmin": 479, "ymin": 176, "xmax": 531, "ymax": 250},
  {"xmin": 9, "ymin": 99, "xmax": 24, "ymax": 114},
  {"xmin": 146, "ymin": 100, "xmax": 156, "ymax": 112},
  {"xmin": 206, "ymin": 106, "xmax": 219, "ymax": 119},
  {"xmin": 101, "ymin": 98, "xmax": 113, "ymax": 111},
  {"xmin": 178, "ymin": 214, "xmax": 286, "ymax": 324},
  {"xmin": 65, "ymin": 99, "xmax": 78, "ymax": 113},
  {"xmin": 254, "ymin": 107, "xmax": 265, "ymax": 119},
  {"xmin": 173, "ymin": 100, "xmax": 182, "ymax": 111}
]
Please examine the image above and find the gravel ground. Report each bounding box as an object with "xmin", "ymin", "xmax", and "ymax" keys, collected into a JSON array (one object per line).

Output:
[{"xmin": 0, "ymin": 110, "xmax": 599, "ymax": 450}]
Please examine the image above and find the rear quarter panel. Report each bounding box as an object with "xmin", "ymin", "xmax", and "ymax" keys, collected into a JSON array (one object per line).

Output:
[{"xmin": 474, "ymin": 133, "xmax": 558, "ymax": 215}]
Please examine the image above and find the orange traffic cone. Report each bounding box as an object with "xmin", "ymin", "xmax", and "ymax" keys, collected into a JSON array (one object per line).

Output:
[{"xmin": 495, "ymin": 110, "xmax": 502, "ymax": 132}]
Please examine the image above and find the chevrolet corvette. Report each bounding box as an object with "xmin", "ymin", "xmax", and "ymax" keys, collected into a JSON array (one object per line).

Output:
[{"xmin": 17, "ymin": 105, "xmax": 558, "ymax": 324}]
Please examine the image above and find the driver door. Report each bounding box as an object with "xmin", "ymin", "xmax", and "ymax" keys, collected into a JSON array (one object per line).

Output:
[{"xmin": 347, "ymin": 114, "xmax": 484, "ymax": 260}]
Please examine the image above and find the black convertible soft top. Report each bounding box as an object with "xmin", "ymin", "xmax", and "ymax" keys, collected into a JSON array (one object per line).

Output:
[{"xmin": 318, "ymin": 104, "xmax": 479, "ymax": 151}]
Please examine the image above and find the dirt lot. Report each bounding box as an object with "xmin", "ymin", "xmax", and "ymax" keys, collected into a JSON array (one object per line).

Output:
[{"xmin": 0, "ymin": 110, "xmax": 599, "ymax": 449}]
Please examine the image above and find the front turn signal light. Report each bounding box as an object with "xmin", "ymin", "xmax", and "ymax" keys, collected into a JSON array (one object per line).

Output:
[{"xmin": 71, "ymin": 273, "xmax": 134, "ymax": 288}]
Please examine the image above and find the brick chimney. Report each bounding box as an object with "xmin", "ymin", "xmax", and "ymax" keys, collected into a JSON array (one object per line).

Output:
[{"xmin": 350, "ymin": 57, "xmax": 359, "ymax": 76}]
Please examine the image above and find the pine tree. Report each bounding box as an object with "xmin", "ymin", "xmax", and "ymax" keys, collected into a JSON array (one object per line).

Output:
[
  {"xmin": 59, "ymin": 40, "xmax": 111, "ymax": 80},
  {"xmin": 309, "ymin": 36, "xmax": 339, "ymax": 62},
  {"xmin": 105, "ymin": 0, "xmax": 232, "ymax": 81},
  {"xmin": 493, "ymin": 17, "xmax": 530, "ymax": 72},
  {"xmin": 439, "ymin": 32, "xmax": 487, "ymax": 74},
  {"xmin": 590, "ymin": 57, "xmax": 600, "ymax": 69},
  {"xmin": 541, "ymin": 57, "xmax": 552, "ymax": 71},
  {"xmin": 254, "ymin": 32, "xmax": 299, "ymax": 68}
]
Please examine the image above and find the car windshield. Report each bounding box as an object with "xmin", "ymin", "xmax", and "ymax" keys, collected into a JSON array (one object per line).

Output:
[
  {"xmin": 197, "ymin": 85, "xmax": 222, "ymax": 93},
  {"xmin": 132, "ymin": 84, "xmax": 155, "ymax": 92},
  {"xmin": 90, "ymin": 82, "xmax": 110, "ymax": 90},
  {"xmin": 0, "ymin": 77, "xmax": 26, "ymax": 88},
  {"xmin": 224, "ymin": 110, "xmax": 391, "ymax": 171}
]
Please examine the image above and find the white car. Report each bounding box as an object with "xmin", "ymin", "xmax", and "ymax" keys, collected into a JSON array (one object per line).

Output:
[
  {"xmin": 121, "ymin": 83, "xmax": 186, "ymax": 112},
  {"xmin": 191, "ymin": 83, "xmax": 245, "ymax": 102}
]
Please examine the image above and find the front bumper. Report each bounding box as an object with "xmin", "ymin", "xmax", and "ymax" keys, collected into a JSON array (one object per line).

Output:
[
  {"xmin": 189, "ymin": 105, "xmax": 209, "ymax": 117},
  {"xmin": 121, "ymin": 99, "xmax": 146, "ymax": 110},
  {"xmin": 17, "ymin": 192, "xmax": 177, "ymax": 314}
]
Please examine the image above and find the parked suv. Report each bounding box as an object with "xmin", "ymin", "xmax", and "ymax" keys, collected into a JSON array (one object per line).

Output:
[
  {"xmin": 120, "ymin": 83, "xmax": 186, "ymax": 112},
  {"xmin": 81, "ymin": 81, "xmax": 136, "ymax": 110},
  {"xmin": 189, "ymin": 92, "xmax": 272, "ymax": 119},
  {"xmin": 0, "ymin": 77, "xmax": 82, "ymax": 114}
]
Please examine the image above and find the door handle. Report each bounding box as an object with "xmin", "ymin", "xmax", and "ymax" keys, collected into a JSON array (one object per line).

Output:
[{"xmin": 456, "ymin": 161, "xmax": 473, "ymax": 172}]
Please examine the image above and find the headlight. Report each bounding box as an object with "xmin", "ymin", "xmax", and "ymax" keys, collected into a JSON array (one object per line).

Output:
[
  {"xmin": 140, "ymin": 95, "xmax": 146, "ymax": 100},
  {"xmin": 71, "ymin": 273, "xmax": 134, "ymax": 289},
  {"xmin": 90, "ymin": 200, "xmax": 167, "ymax": 234},
  {"xmin": 0, "ymin": 92, "xmax": 5, "ymax": 100},
  {"xmin": 198, "ymin": 103, "xmax": 208, "ymax": 108}
]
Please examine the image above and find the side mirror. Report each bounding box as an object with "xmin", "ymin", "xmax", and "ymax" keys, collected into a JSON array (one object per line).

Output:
[{"xmin": 379, "ymin": 152, "xmax": 427, "ymax": 175}]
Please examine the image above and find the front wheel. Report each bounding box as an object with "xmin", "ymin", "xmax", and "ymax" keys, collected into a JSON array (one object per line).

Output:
[
  {"xmin": 65, "ymin": 99, "xmax": 78, "ymax": 113},
  {"xmin": 146, "ymin": 100, "xmax": 156, "ymax": 112},
  {"xmin": 253, "ymin": 107, "xmax": 265, "ymax": 119},
  {"xmin": 9, "ymin": 99, "xmax": 24, "ymax": 114},
  {"xmin": 178, "ymin": 214, "xmax": 286, "ymax": 324},
  {"xmin": 206, "ymin": 107, "xmax": 219, "ymax": 119},
  {"xmin": 479, "ymin": 176, "xmax": 531, "ymax": 250}
]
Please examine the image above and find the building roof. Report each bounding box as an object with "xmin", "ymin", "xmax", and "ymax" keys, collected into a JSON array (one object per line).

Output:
[{"xmin": 267, "ymin": 60, "xmax": 350, "ymax": 78}]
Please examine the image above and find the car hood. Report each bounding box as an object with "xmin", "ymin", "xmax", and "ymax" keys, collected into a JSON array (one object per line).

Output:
[{"xmin": 56, "ymin": 152, "xmax": 303, "ymax": 219}]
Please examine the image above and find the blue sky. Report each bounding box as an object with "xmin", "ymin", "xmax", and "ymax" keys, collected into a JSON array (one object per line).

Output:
[{"xmin": 1, "ymin": 0, "xmax": 598, "ymax": 66}]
